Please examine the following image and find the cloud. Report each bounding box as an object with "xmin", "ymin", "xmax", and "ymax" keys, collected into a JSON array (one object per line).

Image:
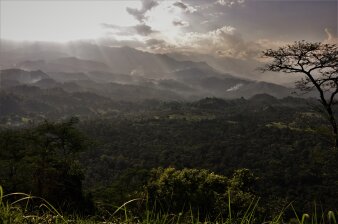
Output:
[
  {"xmin": 173, "ymin": 1, "xmax": 197, "ymax": 13},
  {"xmin": 176, "ymin": 26, "xmax": 240, "ymax": 54},
  {"xmin": 126, "ymin": 0, "xmax": 159, "ymax": 22},
  {"xmin": 135, "ymin": 24, "xmax": 157, "ymax": 36},
  {"xmin": 100, "ymin": 22, "xmax": 283, "ymax": 62},
  {"xmin": 146, "ymin": 38, "xmax": 166, "ymax": 46},
  {"xmin": 324, "ymin": 28, "xmax": 338, "ymax": 44},
  {"xmin": 255, "ymin": 39, "xmax": 289, "ymax": 50},
  {"xmin": 145, "ymin": 38, "xmax": 175, "ymax": 52},
  {"xmin": 101, "ymin": 23, "xmax": 156, "ymax": 36},
  {"xmin": 101, "ymin": 23, "xmax": 122, "ymax": 29},
  {"xmin": 142, "ymin": 25, "xmax": 266, "ymax": 60},
  {"xmin": 172, "ymin": 19, "xmax": 189, "ymax": 27},
  {"xmin": 254, "ymin": 29, "xmax": 338, "ymax": 60},
  {"xmin": 216, "ymin": 0, "xmax": 245, "ymax": 7},
  {"xmin": 96, "ymin": 37, "xmax": 147, "ymax": 49}
]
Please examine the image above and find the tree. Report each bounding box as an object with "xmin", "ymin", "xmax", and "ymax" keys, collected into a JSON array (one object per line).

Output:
[
  {"xmin": 0, "ymin": 118, "xmax": 93, "ymax": 213},
  {"xmin": 29, "ymin": 118, "xmax": 87, "ymax": 208},
  {"xmin": 261, "ymin": 41, "xmax": 338, "ymax": 147}
]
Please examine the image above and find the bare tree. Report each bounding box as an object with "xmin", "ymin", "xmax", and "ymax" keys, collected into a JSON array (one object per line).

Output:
[{"xmin": 261, "ymin": 41, "xmax": 338, "ymax": 147}]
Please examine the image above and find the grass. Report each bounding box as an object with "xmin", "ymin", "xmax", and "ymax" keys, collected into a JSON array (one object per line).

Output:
[
  {"xmin": 0, "ymin": 185, "xmax": 67, "ymax": 223},
  {"xmin": 0, "ymin": 185, "xmax": 337, "ymax": 224}
]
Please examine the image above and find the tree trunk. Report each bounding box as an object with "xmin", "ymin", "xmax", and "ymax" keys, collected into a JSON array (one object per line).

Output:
[{"xmin": 326, "ymin": 106, "xmax": 338, "ymax": 148}]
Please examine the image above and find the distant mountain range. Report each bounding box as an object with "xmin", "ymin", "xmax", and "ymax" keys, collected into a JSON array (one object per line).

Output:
[
  {"xmin": 0, "ymin": 69, "xmax": 49, "ymax": 86},
  {"xmin": 0, "ymin": 41, "xmax": 303, "ymax": 101},
  {"xmin": 18, "ymin": 57, "xmax": 111, "ymax": 73},
  {"xmin": 1, "ymin": 67, "xmax": 292, "ymax": 101}
]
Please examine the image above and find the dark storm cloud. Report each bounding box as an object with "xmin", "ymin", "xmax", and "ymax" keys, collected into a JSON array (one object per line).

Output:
[{"xmin": 126, "ymin": 0, "xmax": 159, "ymax": 22}]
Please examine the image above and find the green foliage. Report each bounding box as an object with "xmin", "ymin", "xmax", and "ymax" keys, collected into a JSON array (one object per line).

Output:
[
  {"xmin": 1, "ymin": 184, "xmax": 337, "ymax": 224},
  {"xmin": 76, "ymin": 96, "xmax": 338, "ymax": 214},
  {"xmin": 0, "ymin": 185, "xmax": 67, "ymax": 224},
  {"xmin": 0, "ymin": 118, "xmax": 93, "ymax": 213},
  {"xmin": 145, "ymin": 167, "xmax": 257, "ymax": 219},
  {"xmin": 227, "ymin": 169, "xmax": 258, "ymax": 216},
  {"xmin": 1, "ymin": 97, "xmax": 338, "ymax": 219}
]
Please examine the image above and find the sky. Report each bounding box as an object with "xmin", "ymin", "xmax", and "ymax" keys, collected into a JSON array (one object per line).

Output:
[{"xmin": 1, "ymin": 0, "xmax": 337, "ymax": 60}]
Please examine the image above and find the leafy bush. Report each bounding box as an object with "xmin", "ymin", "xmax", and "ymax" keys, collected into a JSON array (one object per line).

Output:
[{"xmin": 145, "ymin": 167, "xmax": 257, "ymax": 219}]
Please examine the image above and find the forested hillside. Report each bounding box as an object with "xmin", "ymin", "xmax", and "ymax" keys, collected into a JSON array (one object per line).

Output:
[{"xmin": 1, "ymin": 96, "xmax": 338, "ymax": 222}]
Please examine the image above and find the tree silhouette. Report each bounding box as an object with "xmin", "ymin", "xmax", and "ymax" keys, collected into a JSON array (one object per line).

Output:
[{"xmin": 261, "ymin": 41, "xmax": 338, "ymax": 147}]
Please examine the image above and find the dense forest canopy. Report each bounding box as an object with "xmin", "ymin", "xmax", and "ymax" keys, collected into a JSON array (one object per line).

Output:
[{"xmin": 1, "ymin": 95, "xmax": 338, "ymax": 222}]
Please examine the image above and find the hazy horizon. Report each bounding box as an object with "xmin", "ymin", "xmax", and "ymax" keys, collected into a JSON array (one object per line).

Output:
[
  {"xmin": 1, "ymin": 0, "xmax": 337, "ymax": 84},
  {"xmin": 1, "ymin": 1, "xmax": 336, "ymax": 50}
]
